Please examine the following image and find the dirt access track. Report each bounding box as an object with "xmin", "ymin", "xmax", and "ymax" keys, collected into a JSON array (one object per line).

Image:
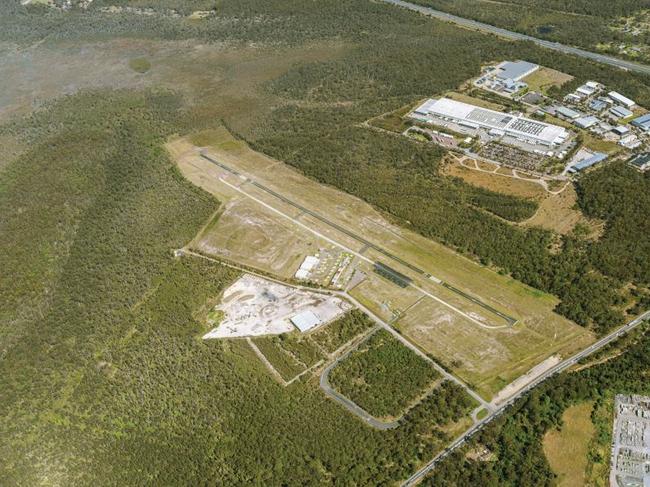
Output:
[{"xmin": 167, "ymin": 127, "xmax": 594, "ymax": 402}]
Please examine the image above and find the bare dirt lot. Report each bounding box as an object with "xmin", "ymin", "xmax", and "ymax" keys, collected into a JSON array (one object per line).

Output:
[
  {"xmin": 203, "ymin": 274, "xmax": 350, "ymax": 339},
  {"xmin": 193, "ymin": 197, "xmax": 323, "ymax": 279}
]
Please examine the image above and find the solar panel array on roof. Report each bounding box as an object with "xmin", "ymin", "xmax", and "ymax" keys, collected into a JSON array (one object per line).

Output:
[
  {"xmin": 412, "ymin": 98, "xmax": 569, "ymax": 146},
  {"xmin": 467, "ymin": 108, "xmax": 512, "ymax": 128},
  {"xmin": 508, "ymin": 119, "xmax": 545, "ymax": 136}
]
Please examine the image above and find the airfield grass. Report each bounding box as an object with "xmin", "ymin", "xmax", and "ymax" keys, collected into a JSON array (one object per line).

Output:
[
  {"xmin": 398, "ymin": 298, "xmax": 594, "ymax": 399},
  {"xmin": 543, "ymin": 402, "xmax": 595, "ymax": 487},
  {"xmin": 329, "ymin": 329, "xmax": 441, "ymax": 419},
  {"xmin": 172, "ymin": 128, "xmax": 596, "ymax": 396},
  {"xmin": 349, "ymin": 272, "xmax": 423, "ymax": 322},
  {"xmin": 181, "ymin": 127, "xmax": 556, "ymax": 323},
  {"xmin": 191, "ymin": 196, "xmax": 320, "ymax": 279}
]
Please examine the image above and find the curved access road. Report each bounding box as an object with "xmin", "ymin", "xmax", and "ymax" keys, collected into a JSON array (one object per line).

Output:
[
  {"xmin": 381, "ymin": 0, "xmax": 650, "ymax": 77},
  {"xmin": 401, "ymin": 309, "xmax": 650, "ymax": 486},
  {"xmin": 319, "ymin": 327, "xmax": 401, "ymax": 430}
]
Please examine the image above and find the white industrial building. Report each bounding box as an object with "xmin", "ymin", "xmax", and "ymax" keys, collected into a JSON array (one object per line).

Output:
[
  {"xmin": 290, "ymin": 310, "xmax": 321, "ymax": 332},
  {"xmin": 494, "ymin": 60, "xmax": 539, "ymax": 81},
  {"xmin": 413, "ymin": 98, "xmax": 569, "ymax": 147},
  {"xmin": 294, "ymin": 255, "xmax": 320, "ymax": 280},
  {"xmin": 608, "ymin": 91, "xmax": 636, "ymax": 108}
]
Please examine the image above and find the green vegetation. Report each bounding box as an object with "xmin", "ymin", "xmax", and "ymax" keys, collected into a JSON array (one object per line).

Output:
[
  {"xmin": 252, "ymin": 336, "xmax": 306, "ymax": 380},
  {"xmin": 128, "ymin": 56, "xmax": 151, "ymax": 73},
  {"xmin": 423, "ymin": 323, "xmax": 650, "ymax": 486},
  {"xmin": 276, "ymin": 332, "xmax": 324, "ymax": 368},
  {"xmin": 3, "ymin": 0, "xmax": 650, "ymax": 335},
  {"xmin": 1, "ymin": 0, "xmax": 649, "ymax": 483},
  {"xmin": 411, "ymin": 0, "xmax": 650, "ymax": 63},
  {"xmin": 310, "ymin": 310, "xmax": 374, "ymax": 354},
  {"xmin": 329, "ymin": 330, "xmax": 440, "ymax": 418},
  {"xmin": 0, "ymin": 88, "xmax": 479, "ymax": 486}
]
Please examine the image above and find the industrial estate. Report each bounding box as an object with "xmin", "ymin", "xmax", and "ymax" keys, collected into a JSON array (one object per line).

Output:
[
  {"xmin": 610, "ymin": 395, "xmax": 650, "ymax": 487},
  {"xmin": 405, "ymin": 60, "xmax": 650, "ymax": 177}
]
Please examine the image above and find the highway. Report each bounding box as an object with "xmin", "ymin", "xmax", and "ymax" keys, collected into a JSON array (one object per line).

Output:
[
  {"xmin": 401, "ymin": 309, "xmax": 650, "ymax": 486},
  {"xmin": 380, "ymin": 0, "xmax": 650, "ymax": 77}
]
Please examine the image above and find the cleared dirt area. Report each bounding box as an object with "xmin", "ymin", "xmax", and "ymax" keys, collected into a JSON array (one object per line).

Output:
[
  {"xmin": 444, "ymin": 157, "xmax": 547, "ymax": 200},
  {"xmin": 397, "ymin": 298, "xmax": 593, "ymax": 400},
  {"xmin": 543, "ymin": 402, "xmax": 595, "ymax": 487},
  {"xmin": 444, "ymin": 156, "xmax": 602, "ymax": 237},
  {"xmin": 193, "ymin": 197, "xmax": 323, "ymax": 279},
  {"xmin": 203, "ymin": 274, "xmax": 350, "ymax": 338}
]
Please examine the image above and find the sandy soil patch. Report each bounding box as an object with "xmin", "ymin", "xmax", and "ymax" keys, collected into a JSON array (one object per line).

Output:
[
  {"xmin": 203, "ymin": 274, "xmax": 351, "ymax": 338},
  {"xmin": 491, "ymin": 355, "xmax": 560, "ymax": 405}
]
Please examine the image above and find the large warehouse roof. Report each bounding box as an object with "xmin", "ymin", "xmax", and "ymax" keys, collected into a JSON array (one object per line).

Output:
[
  {"xmin": 416, "ymin": 98, "xmax": 568, "ymax": 146},
  {"xmin": 290, "ymin": 310, "xmax": 321, "ymax": 332},
  {"xmin": 495, "ymin": 61, "xmax": 539, "ymax": 81}
]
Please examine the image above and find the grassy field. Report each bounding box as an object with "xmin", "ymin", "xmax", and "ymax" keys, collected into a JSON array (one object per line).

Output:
[
  {"xmin": 329, "ymin": 329, "xmax": 441, "ymax": 419},
  {"xmin": 443, "ymin": 159, "xmax": 548, "ymax": 201},
  {"xmin": 543, "ymin": 402, "xmax": 596, "ymax": 486},
  {"xmin": 397, "ymin": 298, "xmax": 593, "ymax": 399},
  {"xmin": 522, "ymin": 67, "xmax": 574, "ymax": 94}
]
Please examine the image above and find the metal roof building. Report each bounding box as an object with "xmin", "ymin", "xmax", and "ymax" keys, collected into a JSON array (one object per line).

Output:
[
  {"xmin": 290, "ymin": 311, "xmax": 321, "ymax": 332},
  {"xmin": 494, "ymin": 61, "xmax": 539, "ymax": 81},
  {"xmin": 556, "ymin": 106, "xmax": 582, "ymax": 120},
  {"xmin": 628, "ymin": 152, "xmax": 650, "ymax": 171},
  {"xmin": 568, "ymin": 152, "xmax": 608, "ymax": 173},
  {"xmin": 608, "ymin": 91, "xmax": 636, "ymax": 108},
  {"xmin": 610, "ymin": 106, "xmax": 634, "ymax": 119},
  {"xmin": 631, "ymin": 113, "xmax": 650, "ymax": 131},
  {"xmin": 414, "ymin": 98, "xmax": 569, "ymax": 146},
  {"xmin": 574, "ymin": 115, "xmax": 599, "ymax": 129}
]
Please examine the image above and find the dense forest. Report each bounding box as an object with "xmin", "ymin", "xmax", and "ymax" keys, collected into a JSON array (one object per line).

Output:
[
  {"xmin": 0, "ymin": 89, "xmax": 479, "ymax": 486},
  {"xmin": 423, "ymin": 324, "xmax": 650, "ymax": 486},
  {"xmin": 329, "ymin": 330, "xmax": 440, "ymax": 418},
  {"xmin": 412, "ymin": 0, "xmax": 650, "ymax": 61}
]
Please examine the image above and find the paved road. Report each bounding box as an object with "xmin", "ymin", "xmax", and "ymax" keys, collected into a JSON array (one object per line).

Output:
[
  {"xmin": 199, "ymin": 151, "xmax": 516, "ymax": 327},
  {"xmin": 344, "ymin": 292, "xmax": 493, "ymax": 412},
  {"xmin": 319, "ymin": 326, "xmax": 401, "ymax": 430},
  {"xmin": 380, "ymin": 0, "xmax": 650, "ymax": 77},
  {"xmin": 402, "ymin": 309, "xmax": 650, "ymax": 486}
]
